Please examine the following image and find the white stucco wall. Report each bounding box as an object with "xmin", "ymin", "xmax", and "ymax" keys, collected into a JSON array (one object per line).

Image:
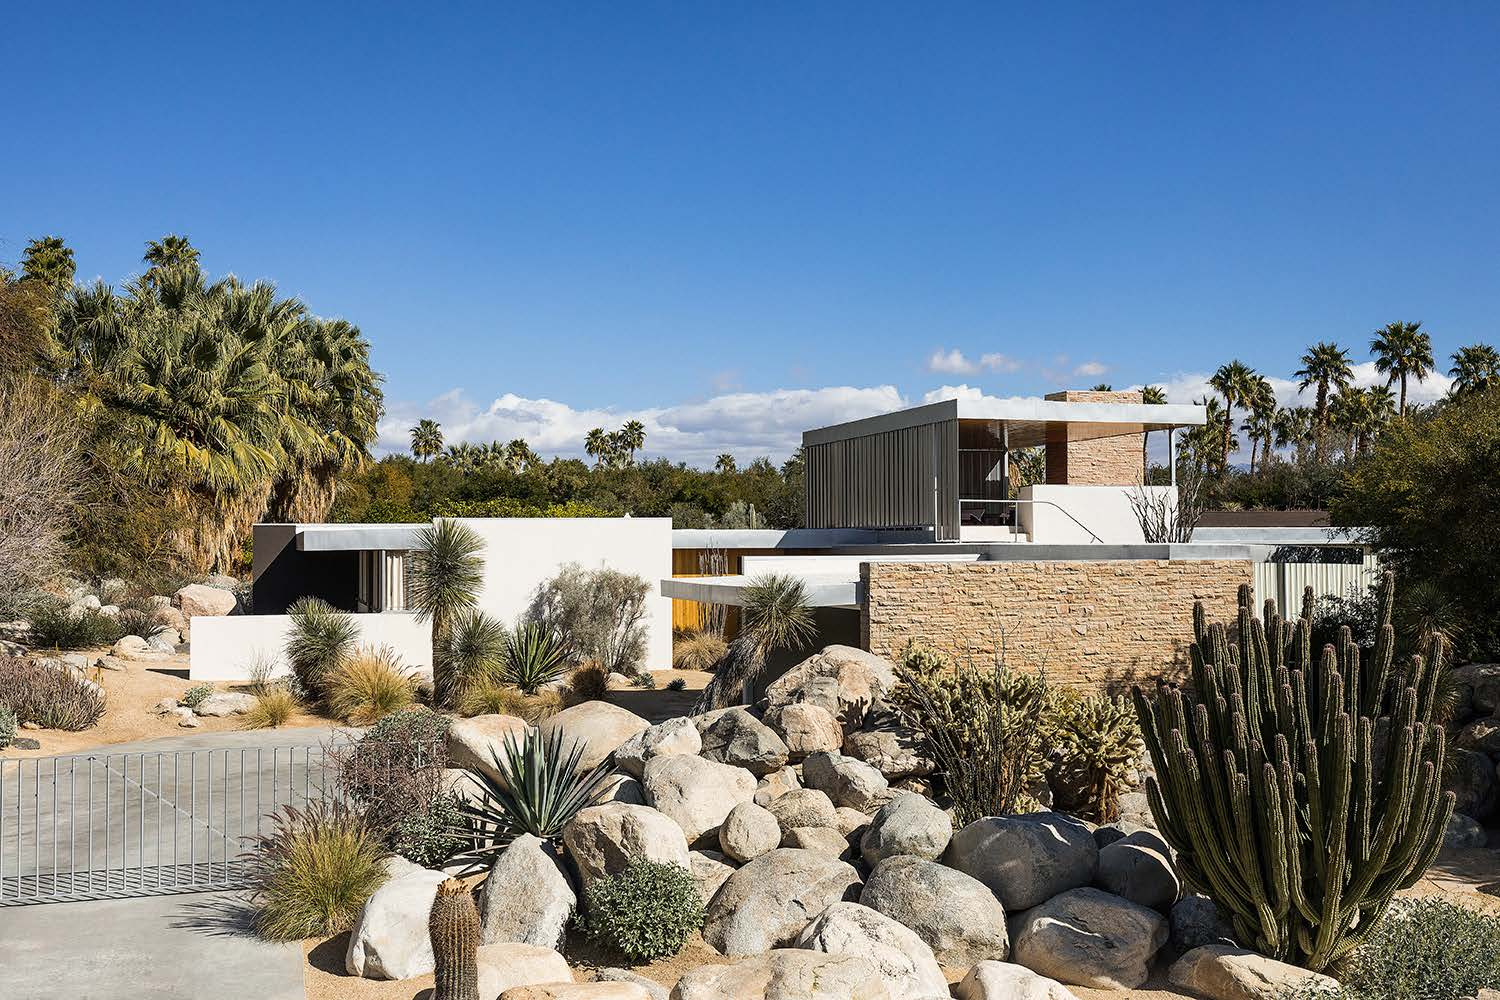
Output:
[
  {"xmin": 189, "ymin": 612, "xmax": 432, "ymax": 682},
  {"xmin": 191, "ymin": 516, "xmax": 674, "ymax": 681},
  {"xmin": 1018, "ymin": 484, "xmax": 1176, "ymax": 544},
  {"xmin": 454, "ymin": 516, "xmax": 673, "ymax": 673}
]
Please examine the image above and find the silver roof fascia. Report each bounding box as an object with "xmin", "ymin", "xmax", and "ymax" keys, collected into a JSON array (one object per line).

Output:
[
  {"xmin": 295, "ymin": 524, "xmax": 424, "ymax": 551},
  {"xmin": 803, "ymin": 397, "xmax": 1207, "ymax": 447}
]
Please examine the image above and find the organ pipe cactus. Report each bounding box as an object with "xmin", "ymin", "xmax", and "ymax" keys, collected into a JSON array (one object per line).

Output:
[
  {"xmin": 1132, "ymin": 573, "xmax": 1454, "ymax": 972},
  {"xmin": 429, "ymin": 878, "xmax": 480, "ymax": 1000}
]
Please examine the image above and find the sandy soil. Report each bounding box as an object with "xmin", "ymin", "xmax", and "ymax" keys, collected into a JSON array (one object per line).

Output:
[{"xmin": 5, "ymin": 647, "xmax": 337, "ymax": 759}]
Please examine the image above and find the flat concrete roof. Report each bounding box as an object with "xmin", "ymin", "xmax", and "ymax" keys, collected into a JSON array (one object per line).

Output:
[{"xmin": 803, "ymin": 396, "xmax": 1208, "ymax": 448}]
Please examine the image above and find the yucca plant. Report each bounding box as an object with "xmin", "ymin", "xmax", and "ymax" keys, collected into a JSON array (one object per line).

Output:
[
  {"xmin": 694, "ymin": 574, "xmax": 817, "ymax": 711},
  {"xmin": 410, "ymin": 519, "xmax": 486, "ymax": 707},
  {"xmin": 436, "ymin": 608, "xmax": 508, "ymax": 704},
  {"xmin": 450, "ymin": 726, "xmax": 611, "ymax": 869},
  {"xmin": 504, "ymin": 622, "xmax": 568, "ymax": 694},
  {"xmin": 284, "ymin": 596, "xmax": 359, "ymax": 702}
]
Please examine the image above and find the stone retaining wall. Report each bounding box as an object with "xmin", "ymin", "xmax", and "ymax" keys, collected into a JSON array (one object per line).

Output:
[{"xmin": 861, "ymin": 559, "xmax": 1253, "ymax": 689}]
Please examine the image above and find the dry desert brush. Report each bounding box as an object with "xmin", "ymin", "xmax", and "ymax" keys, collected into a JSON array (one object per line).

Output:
[
  {"xmin": 0, "ymin": 654, "xmax": 107, "ymax": 730},
  {"xmin": 327, "ymin": 644, "xmax": 416, "ymax": 725},
  {"xmin": 244, "ymin": 800, "xmax": 389, "ymax": 941},
  {"xmin": 1133, "ymin": 575, "xmax": 1453, "ymax": 972}
]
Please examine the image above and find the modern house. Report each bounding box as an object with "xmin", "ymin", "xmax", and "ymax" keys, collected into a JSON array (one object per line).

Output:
[{"xmin": 192, "ymin": 389, "xmax": 1375, "ymax": 690}]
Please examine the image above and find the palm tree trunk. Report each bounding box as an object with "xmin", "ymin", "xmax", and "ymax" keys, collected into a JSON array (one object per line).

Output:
[{"xmin": 1399, "ymin": 375, "xmax": 1407, "ymax": 417}]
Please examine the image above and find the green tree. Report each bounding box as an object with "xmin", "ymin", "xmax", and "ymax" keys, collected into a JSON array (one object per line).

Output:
[
  {"xmin": 714, "ymin": 453, "xmax": 737, "ymax": 475},
  {"xmin": 1239, "ymin": 377, "xmax": 1277, "ymax": 473},
  {"xmin": 1334, "ymin": 387, "xmax": 1500, "ymax": 658},
  {"xmin": 410, "ymin": 519, "xmax": 486, "ymax": 706},
  {"xmin": 620, "ymin": 419, "xmax": 646, "ymax": 464},
  {"xmin": 1448, "ymin": 343, "xmax": 1500, "ymax": 397},
  {"xmin": 584, "ymin": 427, "xmax": 608, "ymax": 467},
  {"xmin": 1139, "ymin": 385, "xmax": 1166, "ymax": 475},
  {"xmin": 143, "ymin": 234, "xmax": 201, "ymax": 285},
  {"xmin": 21, "ymin": 236, "xmax": 75, "ymax": 297},
  {"xmin": 411, "ymin": 419, "xmax": 443, "ymax": 462},
  {"xmin": 1208, "ymin": 360, "xmax": 1258, "ymax": 470},
  {"xmin": 1371, "ymin": 320, "xmax": 1435, "ymax": 417},
  {"xmin": 1294, "ymin": 341, "xmax": 1354, "ymax": 457}
]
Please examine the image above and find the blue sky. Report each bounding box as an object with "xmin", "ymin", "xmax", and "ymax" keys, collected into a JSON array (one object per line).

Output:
[{"xmin": 5, "ymin": 3, "xmax": 1498, "ymax": 463}]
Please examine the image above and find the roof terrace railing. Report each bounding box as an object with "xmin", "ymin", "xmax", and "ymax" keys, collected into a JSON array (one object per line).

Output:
[{"xmin": 958, "ymin": 497, "xmax": 1104, "ymax": 544}]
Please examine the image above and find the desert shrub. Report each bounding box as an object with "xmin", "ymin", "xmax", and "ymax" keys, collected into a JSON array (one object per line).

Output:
[
  {"xmin": 454, "ymin": 727, "xmax": 612, "ymax": 868},
  {"xmin": 666, "ymin": 678, "xmax": 686, "ymax": 692},
  {"xmin": 390, "ymin": 791, "xmax": 467, "ymax": 869},
  {"xmin": 285, "ymin": 596, "xmax": 359, "ymax": 701},
  {"xmin": 0, "ymin": 706, "xmax": 15, "ymax": 748},
  {"xmin": 632, "ymin": 672, "xmax": 657, "ymax": 689},
  {"xmin": 528, "ymin": 564, "xmax": 650, "ymax": 675},
  {"xmin": 0, "ymin": 655, "xmax": 107, "ymax": 730},
  {"xmin": 116, "ymin": 607, "xmax": 168, "ymax": 642},
  {"xmin": 244, "ymin": 801, "xmax": 389, "ymax": 941},
  {"xmin": 435, "ymin": 608, "xmax": 508, "ymax": 704},
  {"xmin": 240, "ymin": 688, "xmax": 300, "ymax": 730},
  {"xmin": 458, "ymin": 680, "xmax": 562, "ymax": 723},
  {"xmin": 1283, "ymin": 899, "xmax": 1500, "ymax": 1000},
  {"xmin": 503, "ymin": 621, "xmax": 568, "ymax": 693},
  {"xmin": 565, "ymin": 663, "xmax": 610, "ymax": 704},
  {"xmin": 672, "ymin": 629, "xmax": 727, "ymax": 672},
  {"xmin": 1050, "ymin": 693, "xmax": 1142, "ymax": 823},
  {"xmin": 26, "ymin": 599, "xmax": 124, "ymax": 649},
  {"xmin": 576, "ymin": 859, "xmax": 704, "ymax": 961},
  {"xmin": 891, "ymin": 639, "xmax": 1053, "ymax": 824},
  {"xmin": 0, "ymin": 379, "xmax": 84, "ymax": 616},
  {"xmin": 180, "ymin": 683, "xmax": 214, "ymax": 709},
  {"xmin": 327, "ymin": 645, "xmax": 415, "ymax": 725}
]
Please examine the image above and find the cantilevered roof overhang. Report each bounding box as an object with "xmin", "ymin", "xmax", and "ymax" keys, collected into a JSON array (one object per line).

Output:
[
  {"xmin": 803, "ymin": 396, "xmax": 1208, "ymax": 449},
  {"xmin": 294, "ymin": 524, "xmax": 424, "ymax": 551}
]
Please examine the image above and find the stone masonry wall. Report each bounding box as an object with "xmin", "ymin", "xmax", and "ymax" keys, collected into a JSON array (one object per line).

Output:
[
  {"xmin": 1044, "ymin": 389, "xmax": 1147, "ymax": 486},
  {"xmin": 861, "ymin": 559, "xmax": 1253, "ymax": 689}
]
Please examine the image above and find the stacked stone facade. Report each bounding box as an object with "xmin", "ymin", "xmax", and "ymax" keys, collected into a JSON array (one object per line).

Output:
[
  {"xmin": 1044, "ymin": 389, "xmax": 1147, "ymax": 486},
  {"xmin": 861, "ymin": 559, "xmax": 1253, "ymax": 690}
]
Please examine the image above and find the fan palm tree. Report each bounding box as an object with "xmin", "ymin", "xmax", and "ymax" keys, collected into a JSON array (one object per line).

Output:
[
  {"xmin": 620, "ymin": 420, "xmax": 646, "ymax": 464},
  {"xmin": 1371, "ymin": 321, "xmax": 1434, "ymax": 417},
  {"xmin": 1448, "ymin": 344, "xmax": 1500, "ymax": 396},
  {"xmin": 503, "ymin": 438, "xmax": 538, "ymax": 472},
  {"xmin": 1208, "ymin": 360, "xmax": 1258, "ymax": 470},
  {"xmin": 1273, "ymin": 406, "xmax": 1313, "ymax": 463},
  {"xmin": 1294, "ymin": 342, "xmax": 1354, "ymax": 457},
  {"xmin": 411, "ymin": 420, "xmax": 443, "ymax": 462},
  {"xmin": 694, "ymin": 574, "xmax": 817, "ymax": 712},
  {"xmin": 21, "ymin": 236, "xmax": 75, "ymax": 296},
  {"xmin": 1239, "ymin": 377, "xmax": 1277, "ymax": 474},
  {"xmin": 143, "ymin": 235, "xmax": 201, "ymax": 285},
  {"xmin": 714, "ymin": 453, "xmax": 737, "ymax": 475},
  {"xmin": 584, "ymin": 428, "xmax": 608, "ymax": 467},
  {"xmin": 410, "ymin": 519, "xmax": 487, "ymax": 707},
  {"xmin": 1139, "ymin": 386, "xmax": 1166, "ymax": 477}
]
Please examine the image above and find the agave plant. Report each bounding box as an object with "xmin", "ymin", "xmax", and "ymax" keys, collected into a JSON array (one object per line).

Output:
[
  {"xmin": 451, "ymin": 726, "xmax": 611, "ymax": 869},
  {"xmin": 504, "ymin": 621, "xmax": 568, "ymax": 694}
]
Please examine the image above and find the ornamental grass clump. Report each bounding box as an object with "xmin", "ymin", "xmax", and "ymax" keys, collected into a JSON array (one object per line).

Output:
[
  {"xmin": 1134, "ymin": 575, "xmax": 1453, "ymax": 973},
  {"xmin": 577, "ymin": 859, "xmax": 704, "ymax": 961},
  {"xmin": 327, "ymin": 645, "xmax": 415, "ymax": 725},
  {"xmin": 240, "ymin": 687, "xmax": 300, "ymax": 730},
  {"xmin": 244, "ymin": 801, "xmax": 389, "ymax": 941}
]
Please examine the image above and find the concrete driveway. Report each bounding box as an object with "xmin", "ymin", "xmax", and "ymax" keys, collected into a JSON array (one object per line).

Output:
[{"xmin": 0, "ymin": 890, "xmax": 304, "ymax": 1000}]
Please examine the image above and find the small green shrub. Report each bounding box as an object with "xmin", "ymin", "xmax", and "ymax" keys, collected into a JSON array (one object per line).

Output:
[
  {"xmin": 577, "ymin": 859, "xmax": 704, "ymax": 961},
  {"xmin": 0, "ymin": 655, "xmax": 106, "ymax": 730},
  {"xmin": 116, "ymin": 607, "xmax": 169, "ymax": 642},
  {"xmin": 632, "ymin": 672, "xmax": 657, "ymax": 689},
  {"xmin": 245, "ymin": 801, "xmax": 389, "ymax": 941},
  {"xmin": 666, "ymin": 678, "xmax": 687, "ymax": 692},
  {"xmin": 391, "ymin": 791, "xmax": 467, "ymax": 868},
  {"xmin": 1291, "ymin": 898, "xmax": 1500, "ymax": 1000},
  {"xmin": 26, "ymin": 600, "xmax": 124, "ymax": 649},
  {"xmin": 0, "ymin": 706, "xmax": 16, "ymax": 749},
  {"xmin": 180, "ymin": 683, "xmax": 214, "ymax": 709}
]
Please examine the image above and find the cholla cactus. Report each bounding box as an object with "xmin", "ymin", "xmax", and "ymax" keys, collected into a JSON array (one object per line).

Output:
[
  {"xmin": 1133, "ymin": 574, "xmax": 1453, "ymax": 972},
  {"xmin": 428, "ymin": 878, "xmax": 479, "ymax": 1000}
]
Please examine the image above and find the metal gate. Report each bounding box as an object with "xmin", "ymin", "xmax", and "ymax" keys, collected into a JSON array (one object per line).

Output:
[{"xmin": 0, "ymin": 746, "xmax": 331, "ymax": 905}]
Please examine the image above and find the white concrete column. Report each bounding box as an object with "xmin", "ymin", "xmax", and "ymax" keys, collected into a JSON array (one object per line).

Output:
[{"xmin": 382, "ymin": 551, "xmax": 407, "ymax": 612}]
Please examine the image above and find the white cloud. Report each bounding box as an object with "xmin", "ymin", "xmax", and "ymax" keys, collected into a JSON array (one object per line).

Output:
[
  {"xmin": 927, "ymin": 348, "xmax": 978, "ymax": 375},
  {"xmin": 1073, "ymin": 360, "xmax": 1109, "ymax": 378},
  {"xmin": 377, "ymin": 384, "xmax": 909, "ymax": 466},
  {"xmin": 979, "ymin": 352, "xmax": 1023, "ymax": 373}
]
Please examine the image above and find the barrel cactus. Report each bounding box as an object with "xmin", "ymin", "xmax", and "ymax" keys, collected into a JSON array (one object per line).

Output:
[
  {"xmin": 1133, "ymin": 573, "xmax": 1453, "ymax": 972},
  {"xmin": 429, "ymin": 878, "xmax": 479, "ymax": 1000}
]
